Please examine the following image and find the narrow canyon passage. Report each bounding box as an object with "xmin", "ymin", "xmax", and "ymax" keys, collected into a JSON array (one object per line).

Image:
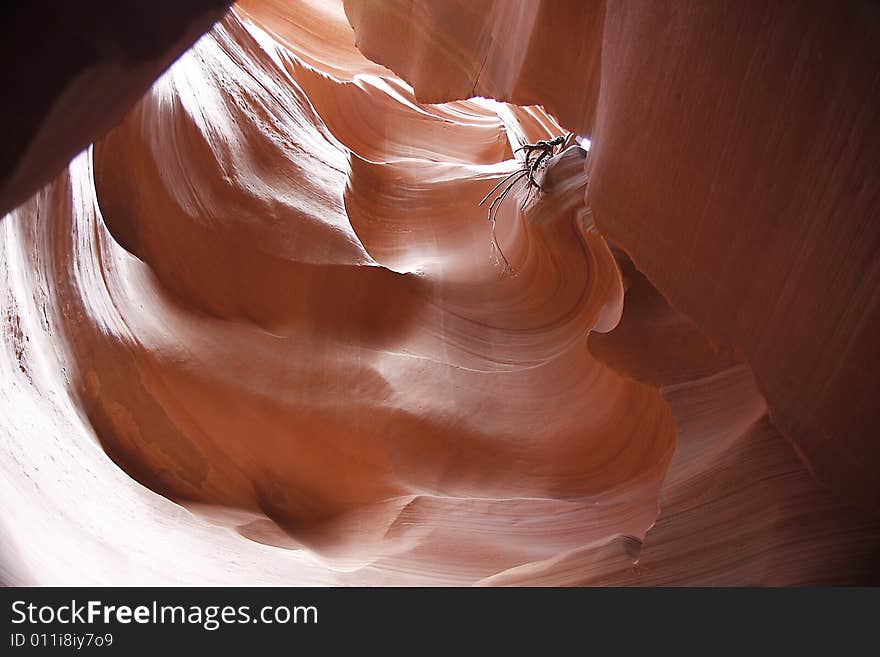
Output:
[{"xmin": 1, "ymin": 0, "xmax": 877, "ymax": 585}]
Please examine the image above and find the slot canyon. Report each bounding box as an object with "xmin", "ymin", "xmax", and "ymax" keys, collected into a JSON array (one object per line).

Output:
[{"xmin": 1, "ymin": 0, "xmax": 878, "ymax": 585}]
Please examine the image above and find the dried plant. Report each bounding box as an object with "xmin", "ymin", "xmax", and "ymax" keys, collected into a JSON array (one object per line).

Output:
[{"xmin": 479, "ymin": 133, "xmax": 574, "ymax": 271}]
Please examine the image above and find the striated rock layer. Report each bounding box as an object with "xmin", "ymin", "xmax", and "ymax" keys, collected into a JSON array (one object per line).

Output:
[
  {"xmin": 345, "ymin": 0, "xmax": 880, "ymax": 504},
  {"xmin": 1, "ymin": 1, "xmax": 878, "ymax": 584}
]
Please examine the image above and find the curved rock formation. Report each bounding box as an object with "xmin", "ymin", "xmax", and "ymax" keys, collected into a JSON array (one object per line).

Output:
[
  {"xmin": 1, "ymin": 1, "xmax": 878, "ymax": 585},
  {"xmin": 345, "ymin": 0, "xmax": 880, "ymax": 504},
  {"xmin": 343, "ymin": 0, "xmax": 604, "ymax": 136}
]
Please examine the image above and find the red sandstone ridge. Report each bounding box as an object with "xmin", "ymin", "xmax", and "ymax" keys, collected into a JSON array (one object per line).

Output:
[{"xmin": 0, "ymin": 1, "xmax": 878, "ymax": 585}]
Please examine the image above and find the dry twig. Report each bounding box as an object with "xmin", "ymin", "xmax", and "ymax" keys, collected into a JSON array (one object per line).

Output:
[{"xmin": 479, "ymin": 132, "xmax": 574, "ymax": 272}]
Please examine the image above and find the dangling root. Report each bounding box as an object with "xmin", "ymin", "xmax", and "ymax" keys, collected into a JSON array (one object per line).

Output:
[
  {"xmin": 479, "ymin": 132, "xmax": 574, "ymax": 273},
  {"xmin": 481, "ymin": 169, "xmax": 529, "ymax": 272}
]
